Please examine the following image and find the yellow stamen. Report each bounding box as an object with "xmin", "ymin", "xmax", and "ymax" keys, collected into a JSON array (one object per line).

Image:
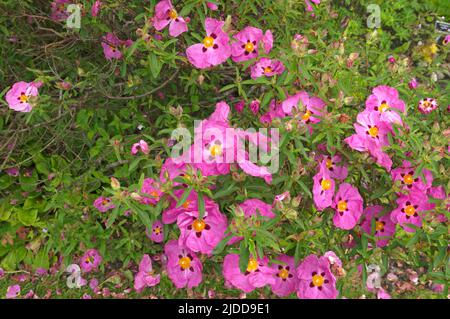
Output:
[
  {"xmin": 321, "ymin": 179, "xmax": 332, "ymax": 191},
  {"xmin": 403, "ymin": 174, "xmax": 414, "ymax": 185},
  {"xmin": 210, "ymin": 144, "xmax": 222, "ymax": 157},
  {"xmin": 312, "ymin": 274, "xmax": 324, "ymax": 287},
  {"xmin": 168, "ymin": 9, "xmax": 177, "ymax": 20},
  {"xmin": 337, "ymin": 200, "xmax": 347, "ymax": 212},
  {"xmin": 264, "ymin": 66, "xmax": 272, "ymax": 74},
  {"xmin": 19, "ymin": 94, "xmax": 29, "ymax": 103},
  {"xmin": 379, "ymin": 102, "xmax": 389, "ymax": 113},
  {"xmin": 326, "ymin": 158, "xmax": 333, "ymax": 169},
  {"xmin": 302, "ymin": 110, "xmax": 311, "ymax": 122},
  {"xmin": 279, "ymin": 268, "xmax": 289, "ymax": 280},
  {"xmin": 178, "ymin": 257, "xmax": 191, "ymax": 270},
  {"xmin": 192, "ymin": 219, "xmax": 206, "ymax": 232},
  {"xmin": 203, "ymin": 36, "xmax": 214, "ymax": 48},
  {"xmin": 246, "ymin": 258, "xmax": 258, "ymax": 272},
  {"xmin": 405, "ymin": 205, "xmax": 415, "ymax": 216},
  {"xmin": 375, "ymin": 221, "xmax": 384, "ymax": 231},
  {"xmin": 368, "ymin": 126, "xmax": 379, "ymax": 138},
  {"xmin": 245, "ymin": 42, "xmax": 254, "ymax": 52}
]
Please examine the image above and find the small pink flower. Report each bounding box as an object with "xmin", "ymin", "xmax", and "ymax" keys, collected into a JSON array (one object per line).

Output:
[
  {"xmin": 304, "ymin": 0, "xmax": 320, "ymax": 13},
  {"xmin": 391, "ymin": 160, "xmax": 433, "ymax": 193},
  {"xmin": 296, "ymin": 254, "xmax": 338, "ymax": 299},
  {"xmin": 388, "ymin": 55, "xmax": 396, "ymax": 64},
  {"xmin": 418, "ymin": 98, "xmax": 438, "ymax": 114},
  {"xmin": 332, "ymin": 183, "xmax": 363, "ymax": 230},
  {"xmin": 249, "ymin": 99, "xmax": 260, "ymax": 114},
  {"xmin": 365, "ymin": 86, "xmax": 405, "ymax": 125},
  {"xmin": 321, "ymin": 155, "xmax": 348, "ymax": 180},
  {"xmin": 231, "ymin": 26, "xmax": 273, "ymax": 62},
  {"xmin": 313, "ymin": 162, "xmax": 335, "ymax": 211},
  {"xmin": 260, "ymin": 99, "xmax": 285, "ymax": 125},
  {"xmin": 80, "ymin": 249, "xmax": 102, "ymax": 273},
  {"xmin": 323, "ymin": 251, "xmax": 342, "ymax": 268},
  {"xmin": 101, "ymin": 33, "xmax": 133, "ymax": 60},
  {"xmin": 140, "ymin": 178, "xmax": 162, "ymax": 205},
  {"xmin": 250, "ymin": 58, "xmax": 285, "ymax": 79},
  {"xmin": 177, "ymin": 202, "xmax": 227, "ymax": 255},
  {"xmin": 390, "ymin": 191, "xmax": 433, "ymax": 232},
  {"xmin": 6, "ymin": 284, "xmax": 21, "ymax": 299},
  {"xmin": 223, "ymin": 254, "xmax": 276, "ymax": 293},
  {"xmin": 131, "ymin": 140, "xmax": 149, "ymax": 155},
  {"xmin": 5, "ymin": 81, "xmax": 41, "ymax": 113},
  {"xmin": 164, "ymin": 240, "xmax": 202, "ymax": 289},
  {"xmin": 91, "ymin": 1, "xmax": 102, "ymax": 17},
  {"xmin": 408, "ymin": 78, "xmax": 418, "ymax": 89},
  {"xmin": 206, "ymin": 2, "xmax": 218, "ymax": 10},
  {"xmin": 234, "ymin": 100, "xmax": 245, "ymax": 113},
  {"xmin": 360, "ymin": 205, "xmax": 396, "ymax": 247},
  {"xmin": 270, "ymin": 254, "xmax": 297, "ymax": 297},
  {"xmin": 282, "ymin": 91, "xmax": 326, "ymax": 125},
  {"xmin": 186, "ymin": 18, "xmax": 231, "ymax": 69},
  {"xmin": 153, "ymin": 0, "xmax": 188, "ymax": 37},
  {"xmin": 377, "ymin": 288, "xmax": 391, "ymax": 299},
  {"xmin": 134, "ymin": 254, "xmax": 160, "ymax": 292},
  {"xmin": 93, "ymin": 196, "xmax": 115, "ymax": 212},
  {"xmin": 50, "ymin": 0, "xmax": 70, "ymax": 21},
  {"xmin": 444, "ymin": 35, "xmax": 450, "ymax": 46},
  {"xmin": 6, "ymin": 168, "xmax": 19, "ymax": 177},
  {"xmin": 147, "ymin": 220, "xmax": 164, "ymax": 243}
]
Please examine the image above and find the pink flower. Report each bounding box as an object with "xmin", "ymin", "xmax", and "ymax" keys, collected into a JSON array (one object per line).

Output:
[
  {"xmin": 146, "ymin": 220, "xmax": 164, "ymax": 243},
  {"xmin": 418, "ymin": 98, "xmax": 438, "ymax": 114},
  {"xmin": 312, "ymin": 162, "xmax": 335, "ymax": 211},
  {"xmin": 152, "ymin": 0, "xmax": 188, "ymax": 37},
  {"xmin": 164, "ymin": 240, "xmax": 202, "ymax": 289},
  {"xmin": 140, "ymin": 178, "xmax": 162, "ymax": 205},
  {"xmin": 101, "ymin": 33, "xmax": 133, "ymax": 60},
  {"xmin": 377, "ymin": 288, "xmax": 391, "ymax": 299},
  {"xmin": 444, "ymin": 35, "xmax": 450, "ymax": 46},
  {"xmin": 249, "ymin": 99, "xmax": 260, "ymax": 114},
  {"xmin": 5, "ymin": 81, "xmax": 41, "ymax": 112},
  {"xmin": 91, "ymin": 1, "xmax": 102, "ymax": 16},
  {"xmin": 50, "ymin": 0, "xmax": 70, "ymax": 21},
  {"xmin": 223, "ymin": 254, "xmax": 276, "ymax": 293},
  {"xmin": 231, "ymin": 27, "xmax": 273, "ymax": 62},
  {"xmin": 345, "ymin": 110, "xmax": 393, "ymax": 171},
  {"xmin": 251, "ymin": 58, "xmax": 285, "ymax": 79},
  {"xmin": 93, "ymin": 196, "xmax": 115, "ymax": 212},
  {"xmin": 80, "ymin": 249, "xmax": 102, "ymax": 273},
  {"xmin": 390, "ymin": 191, "xmax": 433, "ymax": 232},
  {"xmin": 131, "ymin": 139, "xmax": 149, "ymax": 155},
  {"xmin": 6, "ymin": 168, "xmax": 19, "ymax": 177},
  {"xmin": 332, "ymin": 183, "xmax": 363, "ymax": 230},
  {"xmin": 6, "ymin": 284, "xmax": 21, "ymax": 299},
  {"xmin": 323, "ymin": 251, "xmax": 342, "ymax": 268},
  {"xmin": 304, "ymin": 0, "xmax": 321, "ymax": 13},
  {"xmin": 260, "ymin": 99, "xmax": 286, "ymax": 125},
  {"xmin": 186, "ymin": 18, "xmax": 231, "ymax": 69},
  {"xmin": 281, "ymin": 91, "xmax": 326, "ymax": 125},
  {"xmin": 296, "ymin": 254, "xmax": 338, "ymax": 299},
  {"xmin": 162, "ymin": 189, "xmax": 203, "ymax": 224},
  {"xmin": 206, "ymin": 2, "xmax": 218, "ymax": 10},
  {"xmin": 391, "ymin": 161, "xmax": 433, "ymax": 193},
  {"xmin": 172, "ymin": 101, "xmax": 273, "ymax": 183},
  {"xmin": 388, "ymin": 55, "xmax": 396, "ymax": 64},
  {"xmin": 360, "ymin": 205, "xmax": 396, "ymax": 247},
  {"xmin": 234, "ymin": 100, "xmax": 245, "ymax": 113},
  {"xmin": 320, "ymin": 154, "xmax": 348, "ymax": 180},
  {"xmin": 408, "ymin": 78, "xmax": 418, "ymax": 90},
  {"xmin": 270, "ymin": 254, "xmax": 297, "ymax": 297},
  {"xmin": 134, "ymin": 254, "xmax": 160, "ymax": 292},
  {"xmin": 365, "ymin": 86, "xmax": 406, "ymax": 125},
  {"xmin": 177, "ymin": 200, "xmax": 227, "ymax": 255}
]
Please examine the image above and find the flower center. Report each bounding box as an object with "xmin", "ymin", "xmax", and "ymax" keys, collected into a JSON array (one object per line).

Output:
[
  {"xmin": 264, "ymin": 66, "xmax": 272, "ymax": 74},
  {"xmin": 302, "ymin": 110, "xmax": 311, "ymax": 122},
  {"xmin": 203, "ymin": 36, "xmax": 214, "ymax": 48},
  {"xmin": 379, "ymin": 102, "xmax": 390, "ymax": 113},
  {"xmin": 150, "ymin": 190, "xmax": 160, "ymax": 198},
  {"xmin": 245, "ymin": 42, "xmax": 254, "ymax": 52},
  {"xmin": 403, "ymin": 174, "xmax": 414, "ymax": 185},
  {"xmin": 375, "ymin": 221, "xmax": 384, "ymax": 231},
  {"xmin": 405, "ymin": 205, "xmax": 415, "ymax": 216},
  {"xmin": 246, "ymin": 258, "xmax": 258, "ymax": 272},
  {"xmin": 178, "ymin": 256, "xmax": 191, "ymax": 270},
  {"xmin": 321, "ymin": 179, "xmax": 331, "ymax": 191},
  {"xmin": 168, "ymin": 9, "xmax": 177, "ymax": 20},
  {"xmin": 326, "ymin": 158, "xmax": 333, "ymax": 169},
  {"xmin": 422, "ymin": 101, "xmax": 431, "ymax": 108},
  {"xmin": 192, "ymin": 219, "xmax": 206, "ymax": 232},
  {"xmin": 279, "ymin": 268, "xmax": 289, "ymax": 280},
  {"xmin": 368, "ymin": 126, "xmax": 379, "ymax": 138},
  {"xmin": 337, "ymin": 200, "xmax": 347, "ymax": 212},
  {"xmin": 101, "ymin": 199, "xmax": 109, "ymax": 205},
  {"xmin": 210, "ymin": 144, "xmax": 222, "ymax": 157},
  {"xmin": 182, "ymin": 200, "xmax": 191, "ymax": 209},
  {"xmin": 19, "ymin": 93, "xmax": 29, "ymax": 103},
  {"xmin": 312, "ymin": 274, "xmax": 324, "ymax": 287},
  {"xmin": 85, "ymin": 256, "xmax": 94, "ymax": 264},
  {"xmin": 154, "ymin": 226, "xmax": 161, "ymax": 235}
]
